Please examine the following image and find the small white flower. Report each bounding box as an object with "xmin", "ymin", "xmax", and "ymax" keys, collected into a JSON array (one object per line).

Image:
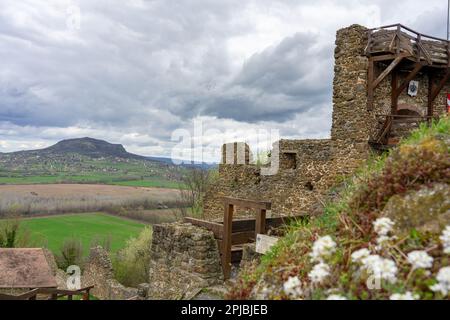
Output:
[
  {"xmin": 373, "ymin": 218, "xmax": 395, "ymax": 236},
  {"xmin": 351, "ymin": 248, "xmax": 371, "ymax": 264},
  {"xmin": 440, "ymin": 226, "xmax": 450, "ymax": 254},
  {"xmin": 407, "ymin": 251, "xmax": 434, "ymax": 270},
  {"xmin": 389, "ymin": 292, "xmax": 419, "ymax": 300},
  {"xmin": 310, "ymin": 236, "xmax": 336, "ymax": 263},
  {"xmin": 430, "ymin": 267, "xmax": 450, "ymax": 296},
  {"xmin": 361, "ymin": 255, "xmax": 398, "ymax": 284},
  {"xmin": 326, "ymin": 294, "xmax": 347, "ymax": 300},
  {"xmin": 283, "ymin": 276, "xmax": 303, "ymax": 297},
  {"xmin": 308, "ymin": 263, "xmax": 330, "ymax": 284}
]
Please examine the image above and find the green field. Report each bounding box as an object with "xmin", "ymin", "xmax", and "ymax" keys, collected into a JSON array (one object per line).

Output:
[{"xmin": 19, "ymin": 213, "xmax": 146, "ymax": 255}]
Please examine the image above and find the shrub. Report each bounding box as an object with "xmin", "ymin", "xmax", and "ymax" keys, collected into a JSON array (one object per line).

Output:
[
  {"xmin": 55, "ymin": 238, "xmax": 84, "ymax": 270},
  {"xmin": 0, "ymin": 218, "xmax": 32, "ymax": 248},
  {"xmin": 113, "ymin": 227, "xmax": 152, "ymax": 287}
]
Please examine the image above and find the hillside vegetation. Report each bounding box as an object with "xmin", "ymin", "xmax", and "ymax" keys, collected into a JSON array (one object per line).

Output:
[
  {"xmin": 228, "ymin": 116, "xmax": 450, "ymax": 300},
  {"xmin": 0, "ymin": 137, "xmax": 183, "ymax": 188}
]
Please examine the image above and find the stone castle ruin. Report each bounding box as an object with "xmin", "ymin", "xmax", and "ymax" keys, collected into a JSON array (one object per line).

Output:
[
  {"xmin": 3, "ymin": 23, "xmax": 448, "ymax": 301},
  {"xmin": 203, "ymin": 24, "xmax": 450, "ymax": 221},
  {"xmin": 147, "ymin": 24, "xmax": 450, "ymax": 299}
]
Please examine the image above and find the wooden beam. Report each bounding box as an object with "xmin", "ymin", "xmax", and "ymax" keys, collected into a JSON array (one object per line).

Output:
[
  {"xmin": 428, "ymin": 72, "xmax": 435, "ymax": 117},
  {"xmin": 222, "ymin": 203, "xmax": 234, "ymax": 280},
  {"xmin": 222, "ymin": 197, "xmax": 271, "ymax": 210},
  {"xmin": 372, "ymin": 53, "xmax": 409, "ymax": 89},
  {"xmin": 372, "ymin": 54, "xmax": 397, "ymax": 62},
  {"xmin": 255, "ymin": 209, "xmax": 267, "ymax": 236},
  {"xmin": 367, "ymin": 57, "xmax": 375, "ymax": 110},
  {"xmin": 429, "ymin": 69, "xmax": 450, "ymax": 105},
  {"xmin": 184, "ymin": 217, "xmax": 224, "ymax": 238},
  {"xmin": 391, "ymin": 68, "xmax": 399, "ymax": 113},
  {"xmin": 393, "ymin": 62, "xmax": 424, "ymax": 99}
]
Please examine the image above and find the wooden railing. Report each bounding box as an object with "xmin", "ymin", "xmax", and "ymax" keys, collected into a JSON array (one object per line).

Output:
[
  {"xmin": 185, "ymin": 198, "xmax": 307, "ymax": 280},
  {"xmin": 366, "ymin": 24, "xmax": 450, "ymax": 66},
  {"xmin": 0, "ymin": 286, "xmax": 94, "ymax": 300},
  {"xmin": 221, "ymin": 197, "xmax": 271, "ymax": 280},
  {"xmin": 371, "ymin": 114, "xmax": 437, "ymax": 147}
]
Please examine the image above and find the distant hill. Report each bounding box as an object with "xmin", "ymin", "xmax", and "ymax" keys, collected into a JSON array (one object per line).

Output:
[
  {"xmin": 0, "ymin": 137, "xmax": 217, "ymax": 187},
  {"xmin": 11, "ymin": 137, "xmax": 145, "ymax": 160},
  {"xmin": 0, "ymin": 137, "xmax": 186, "ymax": 187}
]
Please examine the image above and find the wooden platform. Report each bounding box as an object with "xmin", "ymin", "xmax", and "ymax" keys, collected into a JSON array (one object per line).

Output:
[
  {"xmin": 366, "ymin": 24, "xmax": 450, "ymax": 116},
  {"xmin": 185, "ymin": 197, "xmax": 308, "ymax": 279}
]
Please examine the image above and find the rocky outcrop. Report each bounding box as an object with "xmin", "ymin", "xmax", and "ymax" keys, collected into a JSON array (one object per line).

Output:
[
  {"xmin": 82, "ymin": 246, "xmax": 140, "ymax": 300},
  {"xmin": 147, "ymin": 223, "xmax": 223, "ymax": 300},
  {"xmin": 382, "ymin": 183, "xmax": 450, "ymax": 234}
]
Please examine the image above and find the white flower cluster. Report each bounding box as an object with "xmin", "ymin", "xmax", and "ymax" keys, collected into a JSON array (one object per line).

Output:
[
  {"xmin": 389, "ymin": 292, "xmax": 419, "ymax": 300},
  {"xmin": 307, "ymin": 236, "xmax": 336, "ymax": 286},
  {"xmin": 361, "ymin": 254, "xmax": 398, "ymax": 284},
  {"xmin": 373, "ymin": 217, "xmax": 395, "ymax": 236},
  {"xmin": 283, "ymin": 276, "xmax": 303, "ymax": 298},
  {"xmin": 308, "ymin": 263, "xmax": 331, "ymax": 284},
  {"xmin": 407, "ymin": 251, "xmax": 434, "ymax": 270},
  {"xmin": 430, "ymin": 267, "xmax": 450, "ymax": 297},
  {"xmin": 310, "ymin": 236, "xmax": 337, "ymax": 263},
  {"xmin": 440, "ymin": 226, "xmax": 450, "ymax": 255},
  {"xmin": 373, "ymin": 217, "xmax": 396, "ymax": 250},
  {"xmin": 326, "ymin": 294, "xmax": 347, "ymax": 300},
  {"xmin": 351, "ymin": 248, "xmax": 371, "ymax": 264}
]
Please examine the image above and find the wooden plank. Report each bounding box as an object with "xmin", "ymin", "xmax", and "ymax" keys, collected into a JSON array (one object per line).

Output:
[
  {"xmin": 391, "ymin": 68, "xmax": 399, "ymax": 113},
  {"xmin": 255, "ymin": 209, "xmax": 267, "ymax": 236},
  {"xmin": 430, "ymin": 69, "xmax": 450, "ymax": 104},
  {"xmin": 372, "ymin": 54, "xmax": 396, "ymax": 61},
  {"xmin": 222, "ymin": 197, "xmax": 271, "ymax": 210},
  {"xmin": 222, "ymin": 203, "xmax": 234, "ymax": 280},
  {"xmin": 184, "ymin": 217, "xmax": 223, "ymax": 238},
  {"xmin": 372, "ymin": 53, "xmax": 409, "ymax": 89},
  {"xmin": 367, "ymin": 57, "xmax": 375, "ymax": 110},
  {"xmin": 428, "ymin": 72, "xmax": 435, "ymax": 117},
  {"xmin": 231, "ymin": 215, "xmax": 307, "ymax": 233},
  {"xmin": 217, "ymin": 232, "xmax": 255, "ymax": 248}
]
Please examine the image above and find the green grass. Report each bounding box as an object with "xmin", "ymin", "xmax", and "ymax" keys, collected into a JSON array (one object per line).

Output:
[
  {"xmin": 19, "ymin": 213, "xmax": 146, "ymax": 255},
  {"xmin": 110, "ymin": 179, "xmax": 182, "ymax": 189}
]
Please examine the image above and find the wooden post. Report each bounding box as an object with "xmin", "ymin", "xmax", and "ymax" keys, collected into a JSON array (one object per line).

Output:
[
  {"xmin": 391, "ymin": 68, "xmax": 398, "ymax": 114},
  {"xmin": 222, "ymin": 202, "xmax": 234, "ymax": 280},
  {"xmin": 428, "ymin": 72, "xmax": 435, "ymax": 117},
  {"xmin": 255, "ymin": 209, "xmax": 266, "ymax": 237},
  {"xmin": 367, "ymin": 57, "xmax": 375, "ymax": 110}
]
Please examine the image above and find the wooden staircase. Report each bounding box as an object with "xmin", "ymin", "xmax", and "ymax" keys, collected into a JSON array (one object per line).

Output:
[{"xmin": 370, "ymin": 114, "xmax": 435, "ymax": 149}]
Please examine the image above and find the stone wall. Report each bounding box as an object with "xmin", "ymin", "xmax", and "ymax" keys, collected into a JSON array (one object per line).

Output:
[
  {"xmin": 147, "ymin": 223, "xmax": 223, "ymax": 300},
  {"xmin": 82, "ymin": 246, "xmax": 140, "ymax": 300}
]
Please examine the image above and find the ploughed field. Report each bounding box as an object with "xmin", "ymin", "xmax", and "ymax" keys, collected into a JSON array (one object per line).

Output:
[
  {"xmin": 0, "ymin": 184, "xmax": 181, "ymax": 216},
  {"xmin": 20, "ymin": 212, "xmax": 146, "ymax": 254}
]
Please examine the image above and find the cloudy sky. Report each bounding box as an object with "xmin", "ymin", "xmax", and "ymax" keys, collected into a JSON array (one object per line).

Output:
[{"xmin": 0, "ymin": 0, "xmax": 447, "ymax": 162}]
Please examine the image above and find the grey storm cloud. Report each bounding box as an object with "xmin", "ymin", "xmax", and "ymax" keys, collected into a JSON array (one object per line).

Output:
[
  {"xmin": 0, "ymin": 0, "xmax": 447, "ymax": 156},
  {"xmin": 199, "ymin": 32, "xmax": 334, "ymax": 122}
]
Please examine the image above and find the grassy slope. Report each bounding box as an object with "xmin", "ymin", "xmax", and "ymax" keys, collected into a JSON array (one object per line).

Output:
[
  {"xmin": 229, "ymin": 117, "xmax": 450, "ymax": 300},
  {"xmin": 0, "ymin": 155, "xmax": 184, "ymax": 188},
  {"xmin": 20, "ymin": 213, "xmax": 146, "ymax": 255}
]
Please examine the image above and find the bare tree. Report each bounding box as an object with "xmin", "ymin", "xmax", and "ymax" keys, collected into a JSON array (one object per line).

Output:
[{"xmin": 178, "ymin": 168, "xmax": 217, "ymax": 218}]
